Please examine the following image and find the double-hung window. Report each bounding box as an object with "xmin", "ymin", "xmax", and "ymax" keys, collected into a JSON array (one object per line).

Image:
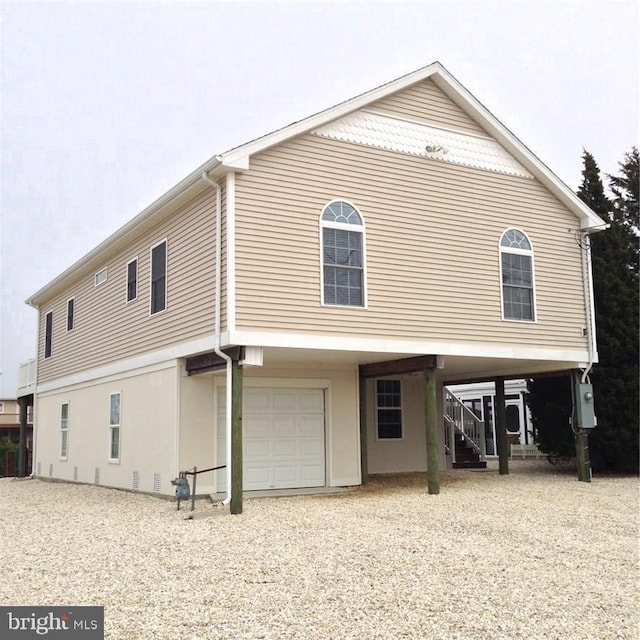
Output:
[
  {"xmin": 150, "ymin": 241, "xmax": 167, "ymax": 314},
  {"xmin": 60, "ymin": 402, "xmax": 69, "ymax": 458},
  {"xmin": 126, "ymin": 258, "xmax": 138, "ymax": 303},
  {"xmin": 500, "ymin": 229, "xmax": 535, "ymax": 321},
  {"xmin": 44, "ymin": 311, "xmax": 53, "ymax": 359},
  {"xmin": 66, "ymin": 298, "xmax": 74, "ymax": 332},
  {"xmin": 321, "ymin": 201, "xmax": 365, "ymax": 307},
  {"xmin": 109, "ymin": 392, "xmax": 121, "ymax": 462},
  {"xmin": 376, "ymin": 379, "xmax": 403, "ymax": 439}
]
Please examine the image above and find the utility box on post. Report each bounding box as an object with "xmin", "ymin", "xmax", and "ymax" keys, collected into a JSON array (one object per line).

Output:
[{"xmin": 576, "ymin": 383, "xmax": 597, "ymax": 429}]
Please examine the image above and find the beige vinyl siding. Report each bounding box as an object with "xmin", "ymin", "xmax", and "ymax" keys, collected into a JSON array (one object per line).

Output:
[
  {"xmin": 234, "ymin": 132, "xmax": 588, "ymax": 352},
  {"xmin": 370, "ymin": 79, "xmax": 487, "ymax": 135},
  {"xmin": 37, "ymin": 190, "xmax": 218, "ymax": 383}
]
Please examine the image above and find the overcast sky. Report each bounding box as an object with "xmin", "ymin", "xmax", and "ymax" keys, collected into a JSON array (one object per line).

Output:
[{"xmin": 1, "ymin": 0, "xmax": 638, "ymax": 397}]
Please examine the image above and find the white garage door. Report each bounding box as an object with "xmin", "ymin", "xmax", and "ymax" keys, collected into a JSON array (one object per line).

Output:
[{"xmin": 217, "ymin": 387, "xmax": 326, "ymax": 490}]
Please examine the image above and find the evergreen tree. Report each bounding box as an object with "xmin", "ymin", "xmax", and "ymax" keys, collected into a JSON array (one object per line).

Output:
[{"xmin": 527, "ymin": 150, "xmax": 639, "ymax": 472}]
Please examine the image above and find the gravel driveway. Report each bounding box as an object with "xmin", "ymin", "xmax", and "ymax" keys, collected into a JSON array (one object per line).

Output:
[{"xmin": 1, "ymin": 461, "xmax": 637, "ymax": 640}]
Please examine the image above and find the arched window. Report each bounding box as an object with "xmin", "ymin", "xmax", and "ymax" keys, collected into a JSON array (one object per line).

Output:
[
  {"xmin": 499, "ymin": 228, "xmax": 535, "ymax": 321},
  {"xmin": 321, "ymin": 201, "xmax": 365, "ymax": 307}
]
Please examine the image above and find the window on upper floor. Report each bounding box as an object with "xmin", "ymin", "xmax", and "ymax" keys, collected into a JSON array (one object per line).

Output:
[
  {"xmin": 127, "ymin": 258, "xmax": 138, "ymax": 303},
  {"xmin": 150, "ymin": 240, "xmax": 167, "ymax": 315},
  {"xmin": 499, "ymin": 228, "xmax": 535, "ymax": 322},
  {"xmin": 320, "ymin": 201, "xmax": 365, "ymax": 307},
  {"xmin": 60, "ymin": 402, "xmax": 69, "ymax": 459},
  {"xmin": 95, "ymin": 267, "xmax": 108, "ymax": 286},
  {"xmin": 44, "ymin": 311, "xmax": 53, "ymax": 359},
  {"xmin": 0, "ymin": 402, "xmax": 4, "ymax": 413},
  {"xmin": 376, "ymin": 379, "xmax": 403, "ymax": 439},
  {"xmin": 66, "ymin": 298, "xmax": 75, "ymax": 332}
]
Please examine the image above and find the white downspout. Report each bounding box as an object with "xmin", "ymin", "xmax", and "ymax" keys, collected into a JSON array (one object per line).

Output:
[
  {"xmin": 580, "ymin": 230, "xmax": 598, "ymax": 383},
  {"xmin": 202, "ymin": 171, "xmax": 233, "ymax": 506}
]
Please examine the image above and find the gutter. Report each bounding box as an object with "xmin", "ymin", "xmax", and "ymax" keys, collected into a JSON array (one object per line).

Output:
[{"xmin": 202, "ymin": 171, "xmax": 232, "ymax": 507}]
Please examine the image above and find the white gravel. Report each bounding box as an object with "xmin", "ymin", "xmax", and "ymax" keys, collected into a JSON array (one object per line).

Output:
[{"xmin": 0, "ymin": 461, "xmax": 637, "ymax": 640}]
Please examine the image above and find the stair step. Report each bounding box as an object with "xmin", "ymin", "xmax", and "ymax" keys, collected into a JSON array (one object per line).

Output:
[{"xmin": 452, "ymin": 461, "xmax": 488, "ymax": 469}]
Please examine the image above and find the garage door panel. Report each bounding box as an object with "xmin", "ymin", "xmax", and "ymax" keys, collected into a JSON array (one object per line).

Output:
[{"xmin": 216, "ymin": 386, "xmax": 326, "ymax": 490}]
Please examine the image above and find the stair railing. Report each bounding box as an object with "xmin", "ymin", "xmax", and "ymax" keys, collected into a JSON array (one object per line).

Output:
[{"xmin": 444, "ymin": 387, "xmax": 487, "ymax": 461}]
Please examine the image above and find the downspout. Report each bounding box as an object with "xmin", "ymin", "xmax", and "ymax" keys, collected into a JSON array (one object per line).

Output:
[
  {"xmin": 202, "ymin": 171, "xmax": 233, "ymax": 506},
  {"xmin": 579, "ymin": 229, "xmax": 598, "ymax": 383}
]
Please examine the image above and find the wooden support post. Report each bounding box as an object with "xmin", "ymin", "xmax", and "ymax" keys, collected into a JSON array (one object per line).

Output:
[
  {"xmin": 18, "ymin": 397, "xmax": 28, "ymax": 478},
  {"xmin": 230, "ymin": 359, "xmax": 244, "ymax": 515},
  {"xmin": 571, "ymin": 369, "xmax": 592, "ymax": 483},
  {"xmin": 425, "ymin": 366, "xmax": 440, "ymax": 495},
  {"xmin": 495, "ymin": 377, "xmax": 509, "ymax": 475},
  {"xmin": 359, "ymin": 376, "xmax": 368, "ymax": 485}
]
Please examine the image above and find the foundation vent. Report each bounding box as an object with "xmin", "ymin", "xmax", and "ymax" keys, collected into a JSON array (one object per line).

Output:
[
  {"xmin": 73, "ymin": 466, "xmax": 78, "ymax": 481},
  {"xmin": 94, "ymin": 467, "xmax": 100, "ymax": 485},
  {"xmin": 49, "ymin": 463, "xmax": 53, "ymax": 477},
  {"xmin": 153, "ymin": 473, "xmax": 161, "ymax": 493},
  {"xmin": 132, "ymin": 471, "xmax": 140, "ymax": 490}
]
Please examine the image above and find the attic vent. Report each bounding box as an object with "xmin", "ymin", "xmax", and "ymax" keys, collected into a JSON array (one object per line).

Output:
[
  {"xmin": 132, "ymin": 471, "xmax": 140, "ymax": 490},
  {"xmin": 153, "ymin": 473, "xmax": 161, "ymax": 493},
  {"xmin": 49, "ymin": 463, "xmax": 53, "ymax": 477},
  {"xmin": 94, "ymin": 467, "xmax": 100, "ymax": 485},
  {"xmin": 73, "ymin": 466, "xmax": 78, "ymax": 481}
]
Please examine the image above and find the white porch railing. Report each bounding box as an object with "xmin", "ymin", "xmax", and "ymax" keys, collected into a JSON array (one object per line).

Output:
[
  {"xmin": 18, "ymin": 359, "xmax": 36, "ymax": 396},
  {"xmin": 444, "ymin": 386, "xmax": 487, "ymax": 463}
]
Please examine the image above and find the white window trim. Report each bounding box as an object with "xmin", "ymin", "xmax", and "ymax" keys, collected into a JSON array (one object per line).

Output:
[
  {"xmin": 60, "ymin": 401, "xmax": 69, "ymax": 460},
  {"xmin": 66, "ymin": 297, "xmax": 75, "ymax": 333},
  {"xmin": 109, "ymin": 391, "xmax": 121, "ymax": 463},
  {"xmin": 126, "ymin": 257, "xmax": 139, "ymax": 304},
  {"xmin": 44, "ymin": 310, "xmax": 53, "ymax": 359},
  {"xmin": 149, "ymin": 239, "xmax": 168, "ymax": 316},
  {"xmin": 95, "ymin": 267, "xmax": 108, "ymax": 287},
  {"xmin": 375, "ymin": 378, "xmax": 404, "ymax": 441},
  {"xmin": 0, "ymin": 402, "xmax": 5, "ymax": 413},
  {"xmin": 319, "ymin": 199, "xmax": 368, "ymax": 309},
  {"xmin": 498, "ymin": 228, "xmax": 537, "ymax": 323}
]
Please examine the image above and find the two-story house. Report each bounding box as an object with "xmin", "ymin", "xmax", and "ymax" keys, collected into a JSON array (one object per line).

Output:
[{"xmin": 26, "ymin": 62, "xmax": 605, "ymax": 512}]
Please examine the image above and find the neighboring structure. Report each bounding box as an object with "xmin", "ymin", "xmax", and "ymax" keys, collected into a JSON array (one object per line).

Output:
[
  {"xmin": 0, "ymin": 391, "xmax": 33, "ymax": 477},
  {"xmin": 25, "ymin": 63, "xmax": 605, "ymax": 509}
]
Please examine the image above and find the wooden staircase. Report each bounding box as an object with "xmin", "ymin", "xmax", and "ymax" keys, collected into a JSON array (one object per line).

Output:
[{"xmin": 452, "ymin": 433, "xmax": 487, "ymax": 469}]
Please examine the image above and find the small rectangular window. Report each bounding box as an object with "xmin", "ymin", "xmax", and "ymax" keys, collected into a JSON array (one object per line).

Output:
[
  {"xmin": 109, "ymin": 392, "xmax": 121, "ymax": 461},
  {"xmin": 95, "ymin": 267, "xmax": 108, "ymax": 286},
  {"xmin": 0, "ymin": 402, "xmax": 4, "ymax": 413},
  {"xmin": 150, "ymin": 241, "xmax": 167, "ymax": 315},
  {"xmin": 66, "ymin": 298, "xmax": 75, "ymax": 332},
  {"xmin": 44, "ymin": 311, "xmax": 53, "ymax": 359},
  {"xmin": 60, "ymin": 402, "xmax": 69, "ymax": 458},
  {"xmin": 376, "ymin": 379, "xmax": 402, "ymax": 439},
  {"xmin": 126, "ymin": 259, "xmax": 138, "ymax": 302}
]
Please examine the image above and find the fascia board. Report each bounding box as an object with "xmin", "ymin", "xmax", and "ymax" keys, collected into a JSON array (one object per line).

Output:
[{"xmin": 26, "ymin": 157, "xmax": 224, "ymax": 307}]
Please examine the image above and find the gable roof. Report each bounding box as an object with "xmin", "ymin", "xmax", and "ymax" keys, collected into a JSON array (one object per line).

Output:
[{"xmin": 27, "ymin": 61, "xmax": 606, "ymax": 307}]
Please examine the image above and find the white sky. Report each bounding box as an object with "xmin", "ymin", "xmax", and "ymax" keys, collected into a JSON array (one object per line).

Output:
[{"xmin": 1, "ymin": 0, "xmax": 638, "ymax": 397}]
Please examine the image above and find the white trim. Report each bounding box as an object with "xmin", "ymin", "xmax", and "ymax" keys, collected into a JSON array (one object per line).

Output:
[
  {"xmin": 319, "ymin": 200, "xmax": 368, "ymax": 308},
  {"xmin": 228, "ymin": 329, "xmax": 591, "ymax": 364},
  {"xmin": 226, "ymin": 171, "xmax": 236, "ymax": 333},
  {"xmin": 149, "ymin": 238, "xmax": 168, "ymax": 316},
  {"xmin": 498, "ymin": 228, "xmax": 537, "ymax": 323},
  {"xmin": 126, "ymin": 256, "xmax": 139, "ymax": 304},
  {"xmin": 36, "ymin": 334, "xmax": 217, "ymax": 394},
  {"xmin": 65, "ymin": 297, "xmax": 75, "ymax": 333}
]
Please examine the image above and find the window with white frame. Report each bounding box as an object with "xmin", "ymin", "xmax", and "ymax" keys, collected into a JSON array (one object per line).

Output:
[
  {"xmin": 109, "ymin": 392, "xmax": 121, "ymax": 461},
  {"xmin": 126, "ymin": 258, "xmax": 138, "ymax": 303},
  {"xmin": 321, "ymin": 201, "xmax": 365, "ymax": 307},
  {"xmin": 0, "ymin": 402, "xmax": 4, "ymax": 413},
  {"xmin": 60, "ymin": 402, "xmax": 69, "ymax": 458},
  {"xmin": 376, "ymin": 379, "xmax": 402, "ymax": 439},
  {"xmin": 44, "ymin": 311, "xmax": 53, "ymax": 359},
  {"xmin": 500, "ymin": 228, "xmax": 535, "ymax": 321},
  {"xmin": 150, "ymin": 241, "xmax": 167, "ymax": 314},
  {"xmin": 95, "ymin": 267, "xmax": 108, "ymax": 286},
  {"xmin": 66, "ymin": 298, "xmax": 75, "ymax": 332}
]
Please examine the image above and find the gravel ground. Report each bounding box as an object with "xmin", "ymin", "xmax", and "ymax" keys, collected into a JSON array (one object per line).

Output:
[{"xmin": 1, "ymin": 461, "xmax": 637, "ymax": 640}]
